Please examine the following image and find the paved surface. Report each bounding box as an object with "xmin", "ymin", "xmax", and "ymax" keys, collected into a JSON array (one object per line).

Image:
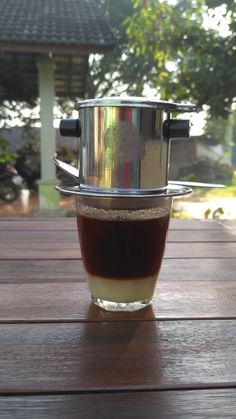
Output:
[
  {"xmin": 174, "ymin": 197, "xmax": 236, "ymax": 220},
  {"xmin": 1, "ymin": 189, "xmax": 235, "ymax": 220},
  {"xmin": 0, "ymin": 189, "xmax": 75, "ymax": 217}
]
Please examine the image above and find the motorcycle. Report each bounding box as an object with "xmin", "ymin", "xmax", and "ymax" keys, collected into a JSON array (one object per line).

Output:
[
  {"xmin": 0, "ymin": 163, "xmax": 23, "ymax": 202},
  {"xmin": 15, "ymin": 147, "xmax": 40, "ymax": 191}
]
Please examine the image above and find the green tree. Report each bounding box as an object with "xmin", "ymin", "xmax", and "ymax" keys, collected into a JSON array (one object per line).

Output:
[
  {"xmin": 125, "ymin": 0, "xmax": 236, "ymax": 118},
  {"xmin": 0, "ymin": 137, "xmax": 17, "ymax": 164},
  {"xmin": 204, "ymin": 116, "xmax": 229, "ymax": 145},
  {"xmin": 87, "ymin": 0, "xmax": 155, "ymax": 97}
]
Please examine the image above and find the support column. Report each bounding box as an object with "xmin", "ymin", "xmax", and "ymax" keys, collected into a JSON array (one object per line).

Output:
[{"xmin": 37, "ymin": 57, "xmax": 63, "ymax": 215}]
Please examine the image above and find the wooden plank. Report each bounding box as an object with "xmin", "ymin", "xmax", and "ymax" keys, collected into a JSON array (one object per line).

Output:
[
  {"xmin": 1, "ymin": 228, "xmax": 235, "ymax": 243},
  {"xmin": 0, "ymin": 230, "xmax": 79, "ymax": 243},
  {"xmin": 0, "ymin": 260, "xmax": 85, "ymax": 283},
  {"xmin": 0, "ymin": 389, "xmax": 236, "ymax": 418},
  {"xmin": 159, "ymin": 258, "xmax": 236, "ymax": 282},
  {"xmin": 220, "ymin": 220, "xmax": 236, "ymax": 232},
  {"xmin": 0, "ymin": 241, "xmax": 235, "ymax": 259},
  {"xmin": 163, "ymin": 242, "xmax": 236, "ymax": 258},
  {"xmin": 0, "ymin": 258, "xmax": 235, "ymax": 284},
  {"xmin": 0, "ymin": 281, "xmax": 235, "ymax": 322},
  {"xmin": 0, "ymin": 218, "xmax": 77, "ymax": 231},
  {"xmin": 169, "ymin": 228, "xmax": 236, "ymax": 241},
  {"xmin": 0, "ymin": 242, "xmax": 81, "ymax": 259},
  {"xmin": 170, "ymin": 219, "xmax": 231, "ymax": 230},
  {"xmin": 0, "ymin": 320, "xmax": 235, "ymax": 393}
]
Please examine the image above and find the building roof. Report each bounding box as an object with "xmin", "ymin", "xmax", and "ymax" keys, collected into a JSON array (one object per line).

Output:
[
  {"xmin": 0, "ymin": 0, "xmax": 115, "ymax": 54},
  {"xmin": 0, "ymin": 0, "xmax": 116, "ymax": 101}
]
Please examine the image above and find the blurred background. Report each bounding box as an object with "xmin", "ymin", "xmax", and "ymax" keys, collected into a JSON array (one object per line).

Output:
[{"xmin": 0, "ymin": 0, "xmax": 235, "ymax": 219}]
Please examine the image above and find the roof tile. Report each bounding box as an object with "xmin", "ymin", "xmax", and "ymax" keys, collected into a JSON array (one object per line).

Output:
[{"xmin": 0, "ymin": 0, "xmax": 115, "ymax": 50}]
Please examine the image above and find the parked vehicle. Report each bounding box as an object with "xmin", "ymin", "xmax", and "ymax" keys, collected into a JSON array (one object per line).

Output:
[
  {"xmin": 15, "ymin": 146, "xmax": 40, "ymax": 191},
  {"xmin": 0, "ymin": 163, "xmax": 23, "ymax": 202}
]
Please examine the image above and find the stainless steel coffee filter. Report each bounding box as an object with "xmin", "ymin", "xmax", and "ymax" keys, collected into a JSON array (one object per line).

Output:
[{"xmin": 59, "ymin": 97, "xmax": 196, "ymax": 195}]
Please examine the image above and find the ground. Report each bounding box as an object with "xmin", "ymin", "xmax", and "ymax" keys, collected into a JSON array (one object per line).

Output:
[
  {"xmin": 0, "ymin": 189, "xmax": 76, "ymax": 217},
  {"xmin": 172, "ymin": 185, "xmax": 236, "ymax": 220},
  {"xmin": 173, "ymin": 194, "xmax": 236, "ymax": 220},
  {"xmin": 0, "ymin": 188, "xmax": 235, "ymax": 219}
]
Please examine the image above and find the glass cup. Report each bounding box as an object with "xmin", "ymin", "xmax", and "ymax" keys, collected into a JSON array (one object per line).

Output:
[{"xmin": 76, "ymin": 194, "xmax": 172, "ymax": 312}]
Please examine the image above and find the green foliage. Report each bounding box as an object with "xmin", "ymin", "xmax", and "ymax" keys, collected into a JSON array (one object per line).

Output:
[
  {"xmin": 171, "ymin": 207, "xmax": 191, "ymax": 219},
  {"xmin": 87, "ymin": 0, "xmax": 155, "ymax": 97},
  {"xmin": 87, "ymin": 0, "xmax": 236, "ymax": 120},
  {"xmin": 56, "ymin": 144, "xmax": 77, "ymax": 165},
  {"xmin": 0, "ymin": 100, "xmax": 39, "ymax": 130},
  {"xmin": 204, "ymin": 117, "xmax": 229, "ymax": 145},
  {"xmin": 194, "ymin": 184, "xmax": 236, "ymax": 200},
  {"xmin": 0, "ymin": 137, "xmax": 17, "ymax": 164},
  {"xmin": 125, "ymin": 0, "xmax": 236, "ymax": 118},
  {"xmin": 178, "ymin": 157, "xmax": 234, "ymax": 185},
  {"xmin": 204, "ymin": 207, "xmax": 224, "ymax": 219},
  {"xmin": 232, "ymin": 171, "xmax": 236, "ymax": 186}
]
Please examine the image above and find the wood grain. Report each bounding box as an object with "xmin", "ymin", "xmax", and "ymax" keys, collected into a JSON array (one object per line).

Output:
[
  {"xmin": 1, "ymin": 228, "xmax": 235, "ymax": 243},
  {"xmin": 0, "ymin": 320, "xmax": 235, "ymax": 393},
  {"xmin": 0, "ymin": 281, "xmax": 235, "ymax": 322},
  {"xmin": 1, "ymin": 218, "xmax": 234, "ymax": 260},
  {"xmin": 0, "ymin": 218, "xmax": 77, "ymax": 231},
  {"xmin": 0, "ymin": 241, "xmax": 236, "ymax": 259},
  {"xmin": 220, "ymin": 220, "xmax": 236, "ymax": 232},
  {"xmin": 0, "ymin": 260, "xmax": 85, "ymax": 283},
  {"xmin": 0, "ymin": 217, "xmax": 235, "ymax": 412},
  {"xmin": 0, "ymin": 230, "xmax": 79, "ymax": 243},
  {"xmin": 168, "ymin": 228, "xmax": 236, "ymax": 241},
  {"xmin": 0, "ymin": 389, "xmax": 236, "ymax": 418},
  {"xmin": 0, "ymin": 259, "xmax": 235, "ymax": 284}
]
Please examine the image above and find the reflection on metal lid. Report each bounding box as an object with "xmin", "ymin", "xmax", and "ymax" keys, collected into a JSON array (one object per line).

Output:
[
  {"xmin": 75, "ymin": 96, "xmax": 197, "ymax": 112},
  {"xmin": 56, "ymin": 183, "xmax": 192, "ymax": 198}
]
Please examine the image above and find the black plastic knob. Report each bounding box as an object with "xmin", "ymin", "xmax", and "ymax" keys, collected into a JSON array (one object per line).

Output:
[
  {"xmin": 59, "ymin": 119, "xmax": 81, "ymax": 137},
  {"xmin": 163, "ymin": 119, "xmax": 190, "ymax": 140}
]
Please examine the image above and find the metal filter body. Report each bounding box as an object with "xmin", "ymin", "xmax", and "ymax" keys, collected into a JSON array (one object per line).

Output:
[
  {"xmin": 78, "ymin": 105, "xmax": 170, "ymax": 193},
  {"xmin": 59, "ymin": 97, "xmax": 196, "ymax": 195}
]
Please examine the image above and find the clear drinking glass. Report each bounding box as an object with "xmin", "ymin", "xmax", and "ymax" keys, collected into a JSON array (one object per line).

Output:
[{"xmin": 76, "ymin": 194, "xmax": 172, "ymax": 312}]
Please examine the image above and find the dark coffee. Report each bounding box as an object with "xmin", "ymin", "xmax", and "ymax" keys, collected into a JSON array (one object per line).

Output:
[{"xmin": 77, "ymin": 214, "xmax": 170, "ymax": 280}]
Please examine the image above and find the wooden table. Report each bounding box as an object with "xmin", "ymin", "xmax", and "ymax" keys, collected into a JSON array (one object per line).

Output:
[{"xmin": 0, "ymin": 217, "xmax": 236, "ymax": 418}]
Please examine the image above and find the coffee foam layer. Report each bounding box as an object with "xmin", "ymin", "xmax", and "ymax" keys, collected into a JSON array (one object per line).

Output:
[
  {"xmin": 86, "ymin": 273, "xmax": 157, "ymax": 303},
  {"xmin": 77, "ymin": 204, "xmax": 170, "ymax": 221}
]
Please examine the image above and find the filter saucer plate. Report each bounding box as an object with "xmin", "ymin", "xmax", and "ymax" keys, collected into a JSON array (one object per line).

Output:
[{"xmin": 56, "ymin": 183, "xmax": 192, "ymax": 198}]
